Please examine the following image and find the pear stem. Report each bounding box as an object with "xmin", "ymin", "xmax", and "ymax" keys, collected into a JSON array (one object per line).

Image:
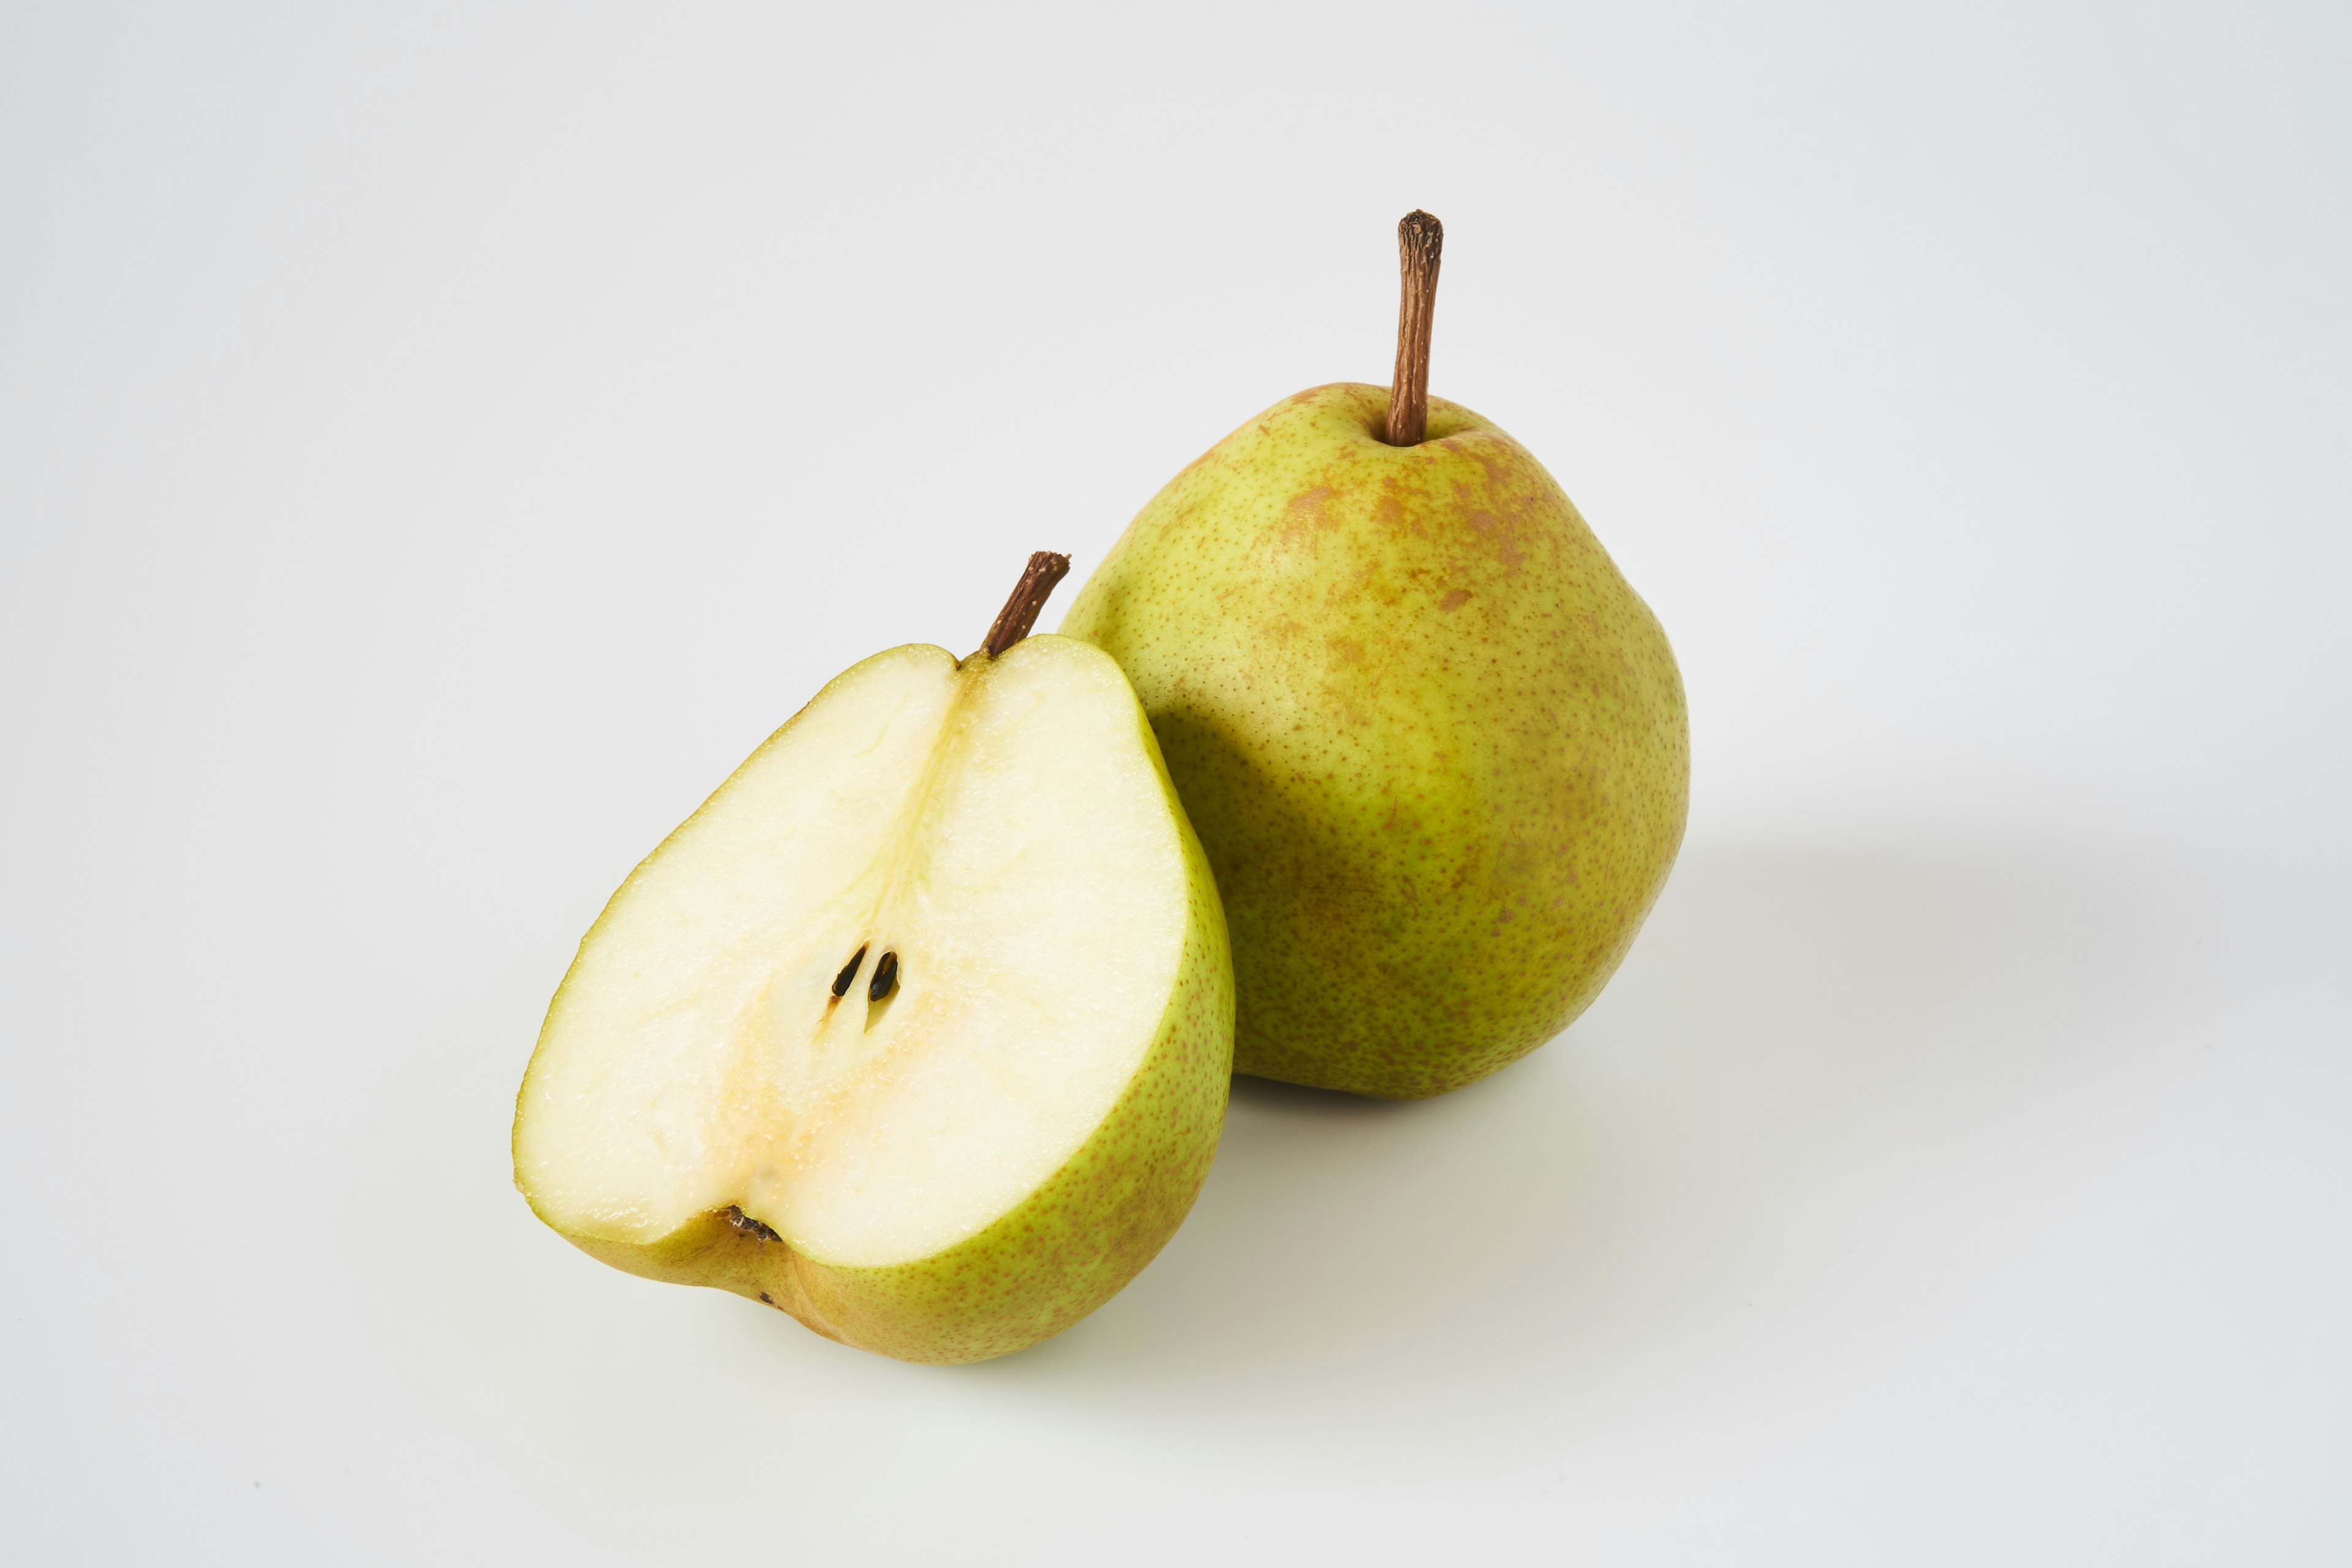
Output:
[
  {"xmin": 980, "ymin": 551, "xmax": 1072, "ymax": 658},
  {"xmin": 1384, "ymin": 210, "xmax": 1444, "ymax": 446}
]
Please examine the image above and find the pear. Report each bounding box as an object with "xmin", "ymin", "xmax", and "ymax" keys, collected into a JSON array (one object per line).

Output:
[
  {"xmin": 513, "ymin": 555, "xmax": 1234, "ymax": 1363},
  {"xmin": 1060, "ymin": 214, "xmax": 1687, "ymax": 1099}
]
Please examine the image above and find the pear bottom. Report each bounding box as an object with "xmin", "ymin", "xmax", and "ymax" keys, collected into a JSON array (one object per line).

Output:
[{"xmin": 566, "ymin": 924, "xmax": 1226, "ymax": 1366}]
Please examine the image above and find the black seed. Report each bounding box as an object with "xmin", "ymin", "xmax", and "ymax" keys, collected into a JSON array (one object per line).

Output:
[
  {"xmin": 831, "ymin": 944, "xmax": 868, "ymax": 998},
  {"xmin": 869, "ymin": 951, "xmax": 899, "ymax": 1001}
]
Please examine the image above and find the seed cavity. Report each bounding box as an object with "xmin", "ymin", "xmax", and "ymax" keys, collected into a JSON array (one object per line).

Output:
[
  {"xmin": 868, "ymin": 951, "xmax": 899, "ymax": 1002},
  {"xmin": 831, "ymin": 944, "xmax": 868, "ymax": 998}
]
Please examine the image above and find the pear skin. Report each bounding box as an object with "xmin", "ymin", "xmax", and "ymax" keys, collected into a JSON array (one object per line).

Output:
[{"xmin": 1061, "ymin": 383, "xmax": 1687, "ymax": 1099}]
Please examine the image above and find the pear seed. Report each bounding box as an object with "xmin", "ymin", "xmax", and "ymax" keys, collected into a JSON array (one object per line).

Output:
[
  {"xmin": 831, "ymin": 945, "xmax": 867, "ymax": 998},
  {"xmin": 869, "ymin": 951, "xmax": 899, "ymax": 1001}
]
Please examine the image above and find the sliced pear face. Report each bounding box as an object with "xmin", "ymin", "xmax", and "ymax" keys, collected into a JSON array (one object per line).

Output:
[{"xmin": 513, "ymin": 635, "xmax": 1233, "ymax": 1362}]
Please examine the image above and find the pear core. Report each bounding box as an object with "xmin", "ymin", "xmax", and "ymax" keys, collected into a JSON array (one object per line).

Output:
[{"xmin": 513, "ymin": 636, "xmax": 1192, "ymax": 1270}]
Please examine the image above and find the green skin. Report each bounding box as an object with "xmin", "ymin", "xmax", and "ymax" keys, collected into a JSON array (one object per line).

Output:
[
  {"xmin": 1061, "ymin": 383, "xmax": 1687, "ymax": 1100},
  {"xmin": 516, "ymin": 643, "xmax": 1235, "ymax": 1365}
]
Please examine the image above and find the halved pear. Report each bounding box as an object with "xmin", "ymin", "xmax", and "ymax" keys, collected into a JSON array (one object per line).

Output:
[{"xmin": 513, "ymin": 606, "xmax": 1232, "ymax": 1364}]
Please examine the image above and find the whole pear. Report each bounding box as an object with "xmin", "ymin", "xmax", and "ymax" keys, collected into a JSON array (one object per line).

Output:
[{"xmin": 1060, "ymin": 382, "xmax": 1686, "ymax": 1099}]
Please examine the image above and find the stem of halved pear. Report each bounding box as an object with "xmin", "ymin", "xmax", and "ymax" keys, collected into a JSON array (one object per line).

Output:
[
  {"xmin": 979, "ymin": 551, "xmax": 1072, "ymax": 658},
  {"xmin": 1384, "ymin": 210, "xmax": 1444, "ymax": 446}
]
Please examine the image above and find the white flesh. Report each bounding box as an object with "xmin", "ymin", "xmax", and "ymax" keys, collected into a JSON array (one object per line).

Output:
[{"xmin": 513, "ymin": 636, "xmax": 1189, "ymax": 1267}]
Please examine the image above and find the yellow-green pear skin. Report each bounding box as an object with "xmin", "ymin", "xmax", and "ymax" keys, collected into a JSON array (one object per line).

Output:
[{"xmin": 1061, "ymin": 383, "xmax": 1687, "ymax": 1100}]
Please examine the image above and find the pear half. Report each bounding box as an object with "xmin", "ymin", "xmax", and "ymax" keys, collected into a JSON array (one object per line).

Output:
[{"xmin": 513, "ymin": 633, "xmax": 1233, "ymax": 1364}]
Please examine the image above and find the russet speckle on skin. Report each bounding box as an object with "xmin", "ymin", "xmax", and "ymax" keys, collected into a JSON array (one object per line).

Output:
[{"xmin": 1063, "ymin": 383, "xmax": 1689, "ymax": 1100}]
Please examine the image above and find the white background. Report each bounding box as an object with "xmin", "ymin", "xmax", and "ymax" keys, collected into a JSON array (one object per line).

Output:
[{"xmin": 4, "ymin": 3, "xmax": 2347, "ymax": 1562}]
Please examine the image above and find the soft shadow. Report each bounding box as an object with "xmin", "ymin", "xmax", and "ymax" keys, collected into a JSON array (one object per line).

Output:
[
  {"xmin": 354, "ymin": 832, "xmax": 2195, "ymax": 1524},
  {"xmin": 956, "ymin": 834, "xmax": 2184, "ymax": 1463}
]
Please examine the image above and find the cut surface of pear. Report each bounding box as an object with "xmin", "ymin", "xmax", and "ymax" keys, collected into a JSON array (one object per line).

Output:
[{"xmin": 513, "ymin": 633, "xmax": 1232, "ymax": 1363}]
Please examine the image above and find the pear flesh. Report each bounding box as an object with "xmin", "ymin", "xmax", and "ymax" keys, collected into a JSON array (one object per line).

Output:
[
  {"xmin": 513, "ymin": 635, "xmax": 1233, "ymax": 1363},
  {"xmin": 1061, "ymin": 383, "xmax": 1688, "ymax": 1100}
]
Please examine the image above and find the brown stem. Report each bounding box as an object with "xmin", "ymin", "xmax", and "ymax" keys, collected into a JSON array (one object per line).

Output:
[
  {"xmin": 1384, "ymin": 210, "xmax": 1444, "ymax": 446},
  {"xmin": 979, "ymin": 551, "xmax": 1072, "ymax": 658}
]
